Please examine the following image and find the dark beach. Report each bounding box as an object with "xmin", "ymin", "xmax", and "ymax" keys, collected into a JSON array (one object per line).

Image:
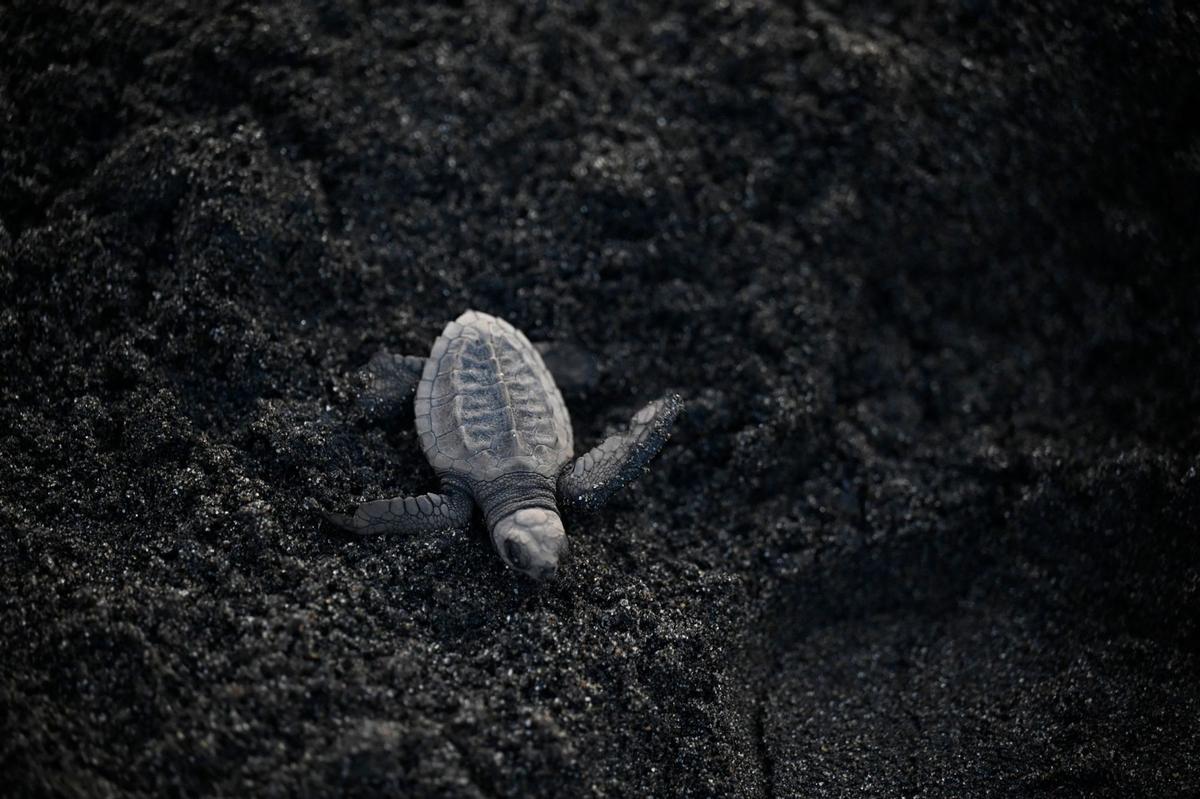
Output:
[{"xmin": 2, "ymin": 1, "xmax": 1199, "ymax": 796}]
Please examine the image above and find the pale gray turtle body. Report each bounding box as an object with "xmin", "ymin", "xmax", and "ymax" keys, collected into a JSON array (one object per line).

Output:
[{"xmin": 324, "ymin": 310, "xmax": 682, "ymax": 581}]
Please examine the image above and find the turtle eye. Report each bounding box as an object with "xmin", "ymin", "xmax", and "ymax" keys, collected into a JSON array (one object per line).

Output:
[{"xmin": 504, "ymin": 539, "xmax": 527, "ymax": 569}]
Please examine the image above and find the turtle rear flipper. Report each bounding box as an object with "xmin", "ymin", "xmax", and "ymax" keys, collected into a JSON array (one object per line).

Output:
[
  {"xmin": 357, "ymin": 351, "xmax": 426, "ymax": 420},
  {"xmin": 557, "ymin": 394, "xmax": 682, "ymax": 512},
  {"xmin": 534, "ymin": 341, "xmax": 600, "ymax": 396},
  {"xmin": 321, "ymin": 489, "xmax": 474, "ymax": 536}
]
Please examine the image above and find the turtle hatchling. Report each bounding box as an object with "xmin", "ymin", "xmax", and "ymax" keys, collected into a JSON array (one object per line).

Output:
[{"xmin": 322, "ymin": 310, "xmax": 683, "ymax": 581}]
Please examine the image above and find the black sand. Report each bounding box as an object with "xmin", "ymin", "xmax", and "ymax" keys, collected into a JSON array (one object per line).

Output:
[{"xmin": 2, "ymin": 1, "xmax": 1199, "ymax": 796}]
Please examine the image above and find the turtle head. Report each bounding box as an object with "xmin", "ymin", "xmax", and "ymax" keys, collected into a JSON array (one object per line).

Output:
[{"xmin": 491, "ymin": 508, "xmax": 568, "ymax": 581}]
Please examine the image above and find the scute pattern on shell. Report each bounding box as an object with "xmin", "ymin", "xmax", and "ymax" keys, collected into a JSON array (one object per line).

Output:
[{"xmin": 414, "ymin": 311, "xmax": 574, "ymax": 480}]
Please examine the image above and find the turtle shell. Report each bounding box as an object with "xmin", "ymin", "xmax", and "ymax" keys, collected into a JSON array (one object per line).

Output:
[{"xmin": 414, "ymin": 311, "xmax": 574, "ymax": 482}]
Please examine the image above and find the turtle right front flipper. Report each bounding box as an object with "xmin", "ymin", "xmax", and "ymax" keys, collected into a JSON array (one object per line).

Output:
[
  {"xmin": 557, "ymin": 394, "xmax": 683, "ymax": 512},
  {"xmin": 357, "ymin": 351, "xmax": 427, "ymax": 420},
  {"xmin": 322, "ymin": 489, "xmax": 474, "ymax": 536}
]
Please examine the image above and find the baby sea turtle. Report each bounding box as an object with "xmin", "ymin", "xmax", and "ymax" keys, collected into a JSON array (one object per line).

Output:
[{"xmin": 323, "ymin": 310, "xmax": 682, "ymax": 581}]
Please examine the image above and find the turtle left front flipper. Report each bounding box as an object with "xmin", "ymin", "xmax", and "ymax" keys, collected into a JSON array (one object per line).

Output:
[{"xmin": 558, "ymin": 394, "xmax": 683, "ymax": 512}]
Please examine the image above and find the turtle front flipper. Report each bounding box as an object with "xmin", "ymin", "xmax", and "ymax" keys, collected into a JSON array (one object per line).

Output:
[
  {"xmin": 357, "ymin": 351, "xmax": 427, "ymax": 420},
  {"xmin": 558, "ymin": 394, "xmax": 683, "ymax": 511},
  {"xmin": 322, "ymin": 489, "xmax": 473, "ymax": 536}
]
